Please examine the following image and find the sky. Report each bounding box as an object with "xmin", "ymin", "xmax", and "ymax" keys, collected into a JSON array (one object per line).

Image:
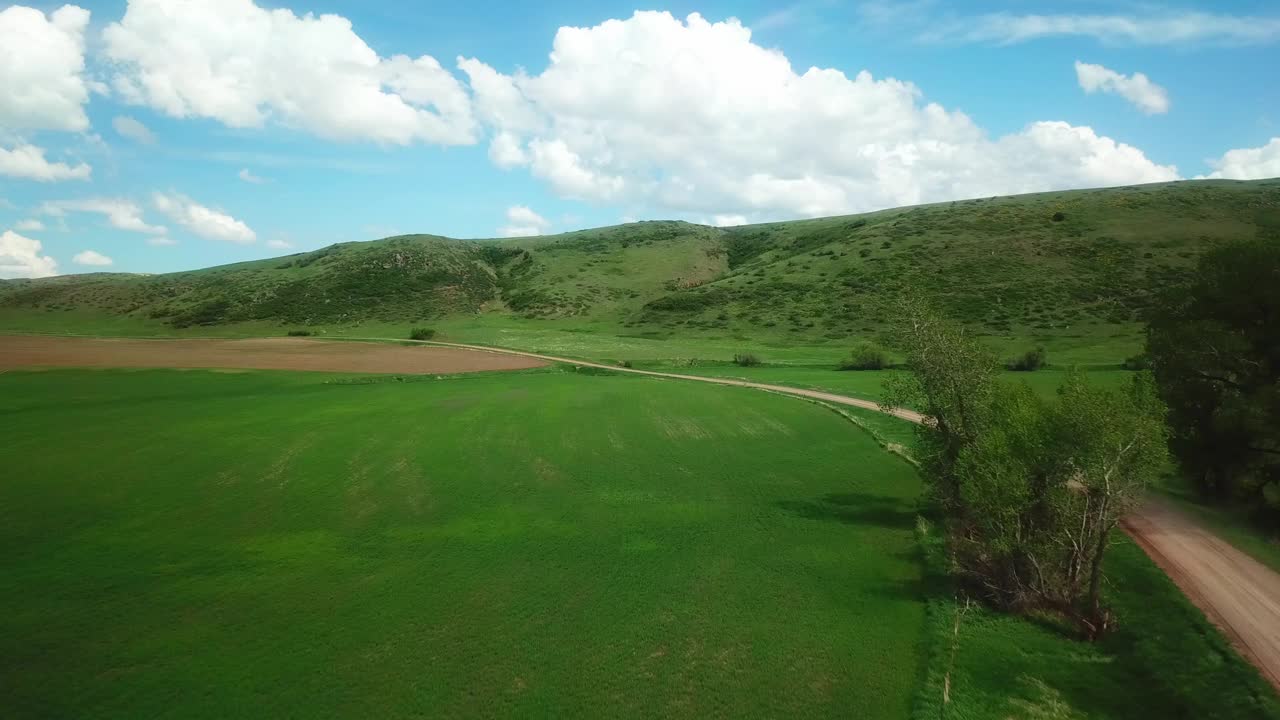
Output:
[{"xmin": 1, "ymin": 0, "xmax": 1279, "ymax": 278}]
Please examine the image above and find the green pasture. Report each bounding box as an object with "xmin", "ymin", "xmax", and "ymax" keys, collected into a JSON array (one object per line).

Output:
[{"xmin": 0, "ymin": 367, "xmax": 926, "ymax": 720}]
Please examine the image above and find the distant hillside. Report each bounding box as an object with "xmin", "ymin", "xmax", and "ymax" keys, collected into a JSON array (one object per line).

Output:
[{"xmin": 4, "ymin": 179, "xmax": 1279, "ymax": 347}]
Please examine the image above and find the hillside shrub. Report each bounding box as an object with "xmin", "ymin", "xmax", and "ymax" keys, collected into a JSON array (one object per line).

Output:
[
  {"xmin": 409, "ymin": 327, "xmax": 436, "ymax": 341},
  {"xmin": 1052, "ymin": 212, "xmax": 1066, "ymax": 222},
  {"xmin": 840, "ymin": 342, "xmax": 889, "ymax": 370},
  {"xmin": 286, "ymin": 329, "xmax": 313, "ymax": 337},
  {"xmin": 733, "ymin": 353, "xmax": 762, "ymax": 367},
  {"xmin": 1006, "ymin": 347, "xmax": 1047, "ymax": 372}
]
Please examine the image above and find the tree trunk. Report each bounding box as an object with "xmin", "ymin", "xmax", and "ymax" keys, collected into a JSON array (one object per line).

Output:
[{"xmin": 1085, "ymin": 525, "xmax": 1111, "ymax": 639}]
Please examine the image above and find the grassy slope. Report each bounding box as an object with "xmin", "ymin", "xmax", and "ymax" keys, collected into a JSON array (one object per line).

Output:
[
  {"xmin": 0, "ymin": 368, "xmax": 926, "ymax": 720},
  {"xmin": 4, "ymin": 179, "xmax": 1278, "ymax": 365}
]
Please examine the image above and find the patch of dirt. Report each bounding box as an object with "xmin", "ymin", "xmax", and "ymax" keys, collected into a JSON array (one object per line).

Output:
[{"xmin": 0, "ymin": 336, "xmax": 548, "ymax": 375}]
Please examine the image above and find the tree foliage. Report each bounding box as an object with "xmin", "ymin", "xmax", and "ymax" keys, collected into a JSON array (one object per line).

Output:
[
  {"xmin": 885, "ymin": 301, "xmax": 1167, "ymax": 637},
  {"xmin": 1146, "ymin": 239, "xmax": 1280, "ymax": 514}
]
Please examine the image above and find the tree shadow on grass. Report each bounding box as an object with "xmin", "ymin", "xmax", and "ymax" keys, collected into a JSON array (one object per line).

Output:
[{"xmin": 775, "ymin": 491, "xmax": 916, "ymax": 529}]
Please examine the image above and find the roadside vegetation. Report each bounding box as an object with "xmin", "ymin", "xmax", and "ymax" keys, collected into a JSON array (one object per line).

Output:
[
  {"xmin": 884, "ymin": 303, "xmax": 1166, "ymax": 637},
  {"xmin": 1146, "ymin": 239, "xmax": 1280, "ymax": 530}
]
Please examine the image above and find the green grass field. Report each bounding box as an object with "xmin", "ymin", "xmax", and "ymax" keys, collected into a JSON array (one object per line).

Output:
[{"xmin": 0, "ymin": 367, "xmax": 928, "ymax": 719}]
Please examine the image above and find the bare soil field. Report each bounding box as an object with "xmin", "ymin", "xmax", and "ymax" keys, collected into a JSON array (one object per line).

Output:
[{"xmin": 0, "ymin": 336, "xmax": 547, "ymax": 374}]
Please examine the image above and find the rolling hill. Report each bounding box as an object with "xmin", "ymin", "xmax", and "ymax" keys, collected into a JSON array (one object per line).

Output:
[{"xmin": 3, "ymin": 179, "xmax": 1278, "ymax": 360}]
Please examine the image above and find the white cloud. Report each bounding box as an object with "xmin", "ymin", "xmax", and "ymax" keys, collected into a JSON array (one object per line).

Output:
[
  {"xmin": 72, "ymin": 249, "xmax": 113, "ymax": 266},
  {"xmin": 488, "ymin": 131, "xmax": 529, "ymax": 168},
  {"xmin": 498, "ymin": 204, "xmax": 551, "ymax": 237},
  {"xmin": 238, "ymin": 168, "xmax": 266, "ymax": 184},
  {"xmin": 462, "ymin": 12, "xmax": 1178, "ymax": 220},
  {"xmin": 266, "ymin": 238, "xmax": 294, "ymax": 249},
  {"xmin": 711, "ymin": 214, "xmax": 748, "ymax": 227},
  {"xmin": 103, "ymin": 0, "xmax": 476, "ymax": 145},
  {"xmin": 0, "ymin": 144, "xmax": 92, "ymax": 182},
  {"xmin": 147, "ymin": 235, "xmax": 177, "ymax": 246},
  {"xmin": 0, "ymin": 230, "xmax": 58, "ymax": 278},
  {"xmin": 14, "ymin": 219, "xmax": 45, "ymax": 232},
  {"xmin": 0, "ymin": 5, "xmax": 92, "ymax": 132},
  {"xmin": 153, "ymin": 192, "xmax": 256, "ymax": 244},
  {"xmin": 112, "ymin": 115, "xmax": 156, "ymax": 144},
  {"xmin": 924, "ymin": 11, "xmax": 1280, "ymax": 46},
  {"xmin": 1075, "ymin": 62, "xmax": 1169, "ymax": 115},
  {"xmin": 40, "ymin": 198, "xmax": 166, "ymax": 234},
  {"xmin": 1201, "ymin": 138, "xmax": 1280, "ymax": 180}
]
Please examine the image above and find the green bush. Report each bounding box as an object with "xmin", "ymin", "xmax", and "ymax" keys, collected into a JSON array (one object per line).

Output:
[
  {"xmin": 409, "ymin": 327, "xmax": 436, "ymax": 341},
  {"xmin": 286, "ymin": 329, "xmax": 313, "ymax": 337},
  {"xmin": 733, "ymin": 353, "xmax": 761, "ymax": 367},
  {"xmin": 1006, "ymin": 347, "xmax": 1047, "ymax": 372},
  {"xmin": 839, "ymin": 342, "xmax": 889, "ymax": 371}
]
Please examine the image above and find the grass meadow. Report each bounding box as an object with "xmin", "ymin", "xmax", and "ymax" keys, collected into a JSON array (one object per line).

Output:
[
  {"xmin": 0, "ymin": 367, "xmax": 927, "ymax": 719},
  {"xmin": 2, "ymin": 357, "xmax": 1277, "ymax": 718}
]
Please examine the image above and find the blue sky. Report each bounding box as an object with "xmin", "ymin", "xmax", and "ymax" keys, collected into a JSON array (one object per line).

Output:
[{"xmin": 1, "ymin": 0, "xmax": 1278, "ymax": 277}]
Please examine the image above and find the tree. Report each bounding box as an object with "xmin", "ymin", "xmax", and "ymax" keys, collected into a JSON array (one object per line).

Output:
[
  {"xmin": 883, "ymin": 300, "xmax": 1001, "ymax": 514},
  {"xmin": 1146, "ymin": 239, "xmax": 1280, "ymax": 513},
  {"xmin": 1048, "ymin": 372, "xmax": 1167, "ymax": 629},
  {"xmin": 885, "ymin": 301, "xmax": 1167, "ymax": 637}
]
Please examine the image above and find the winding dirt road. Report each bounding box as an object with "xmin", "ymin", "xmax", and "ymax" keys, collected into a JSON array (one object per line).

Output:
[{"xmin": 372, "ymin": 337, "xmax": 1280, "ymax": 690}]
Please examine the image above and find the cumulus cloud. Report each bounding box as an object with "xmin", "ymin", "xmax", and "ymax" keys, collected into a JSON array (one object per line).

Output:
[
  {"xmin": 488, "ymin": 131, "xmax": 529, "ymax": 168},
  {"xmin": 1201, "ymin": 138, "xmax": 1280, "ymax": 180},
  {"xmin": 498, "ymin": 205, "xmax": 551, "ymax": 237},
  {"xmin": 0, "ymin": 144, "xmax": 92, "ymax": 182},
  {"xmin": 103, "ymin": 0, "xmax": 476, "ymax": 145},
  {"xmin": 153, "ymin": 192, "xmax": 256, "ymax": 244},
  {"xmin": 0, "ymin": 230, "xmax": 58, "ymax": 278},
  {"xmin": 238, "ymin": 168, "xmax": 266, "ymax": 184},
  {"xmin": 72, "ymin": 249, "xmax": 113, "ymax": 266},
  {"xmin": 924, "ymin": 11, "xmax": 1280, "ymax": 46},
  {"xmin": 40, "ymin": 198, "xmax": 166, "ymax": 234},
  {"xmin": 0, "ymin": 4, "xmax": 92, "ymax": 132},
  {"xmin": 266, "ymin": 238, "xmax": 294, "ymax": 249},
  {"xmin": 461, "ymin": 12, "xmax": 1178, "ymax": 220},
  {"xmin": 1075, "ymin": 62, "xmax": 1169, "ymax": 114},
  {"xmin": 14, "ymin": 219, "xmax": 45, "ymax": 232},
  {"xmin": 112, "ymin": 115, "xmax": 156, "ymax": 144},
  {"xmin": 712, "ymin": 214, "xmax": 748, "ymax": 227},
  {"xmin": 147, "ymin": 235, "xmax": 177, "ymax": 246}
]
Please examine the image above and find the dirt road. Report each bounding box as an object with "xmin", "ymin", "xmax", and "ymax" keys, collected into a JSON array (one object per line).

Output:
[
  {"xmin": 0, "ymin": 336, "xmax": 547, "ymax": 375},
  {"xmin": 373, "ymin": 337, "xmax": 1280, "ymax": 690},
  {"xmin": 1123, "ymin": 499, "xmax": 1280, "ymax": 689}
]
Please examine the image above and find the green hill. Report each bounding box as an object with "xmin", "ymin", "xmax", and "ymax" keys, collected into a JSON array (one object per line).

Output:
[{"xmin": 4, "ymin": 179, "xmax": 1278, "ymax": 361}]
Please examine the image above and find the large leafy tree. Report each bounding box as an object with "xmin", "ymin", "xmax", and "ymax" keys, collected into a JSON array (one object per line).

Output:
[
  {"xmin": 1146, "ymin": 239, "xmax": 1280, "ymax": 513},
  {"xmin": 886, "ymin": 301, "xmax": 1167, "ymax": 637}
]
